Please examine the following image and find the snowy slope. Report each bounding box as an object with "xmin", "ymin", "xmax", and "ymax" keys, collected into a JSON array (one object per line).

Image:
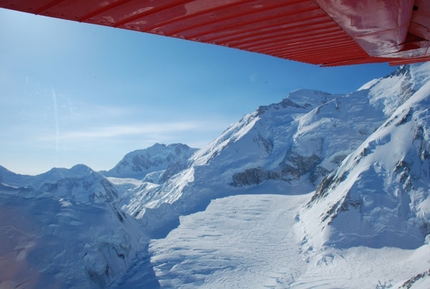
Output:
[
  {"xmin": 365, "ymin": 64, "xmax": 430, "ymax": 116},
  {"xmin": 101, "ymin": 143, "xmax": 197, "ymax": 181},
  {"xmin": 0, "ymin": 183, "xmax": 155, "ymax": 289},
  {"xmin": 149, "ymin": 191, "xmax": 309, "ymax": 289},
  {"xmin": 0, "ymin": 165, "xmax": 160, "ymax": 288},
  {"xmin": 148, "ymin": 190, "xmax": 430, "ymax": 289},
  {"xmin": 301, "ymin": 69, "xmax": 430, "ymax": 250},
  {"xmin": 294, "ymin": 63, "xmax": 430, "ymax": 287}
]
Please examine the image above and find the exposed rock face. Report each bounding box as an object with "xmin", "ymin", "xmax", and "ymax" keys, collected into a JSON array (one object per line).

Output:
[
  {"xmin": 230, "ymin": 153, "xmax": 325, "ymax": 187},
  {"xmin": 231, "ymin": 168, "xmax": 276, "ymax": 186}
]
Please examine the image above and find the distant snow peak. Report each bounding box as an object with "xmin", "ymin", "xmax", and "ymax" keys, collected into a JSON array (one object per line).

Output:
[
  {"xmin": 285, "ymin": 89, "xmax": 333, "ymax": 107},
  {"xmin": 0, "ymin": 163, "xmax": 122, "ymax": 204},
  {"xmin": 102, "ymin": 143, "xmax": 198, "ymax": 180},
  {"xmin": 69, "ymin": 163, "xmax": 93, "ymax": 175},
  {"xmin": 256, "ymin": 89, "xmax": 334, "ymax": 116}
]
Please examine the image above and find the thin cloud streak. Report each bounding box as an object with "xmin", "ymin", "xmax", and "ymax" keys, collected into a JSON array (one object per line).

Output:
[{"xmin": 38, "ymin": 121, "xmax": 228, "ymax": 142}]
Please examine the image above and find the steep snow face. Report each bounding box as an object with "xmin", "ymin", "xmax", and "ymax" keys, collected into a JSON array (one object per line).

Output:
[
  {"xmin": 0, "ymin": 164, "xmax": 118, "ymax": 204},
  {"xmin": 364, "ymin": 63, "xmax": 430, "ymax": 116},
  {"xmin": 301, "ymin": 79, "xmax": 430, "ymax": 250},
  {"xmin": 102, "ymin": 143, "xmax": 198, "ymax": 181}
]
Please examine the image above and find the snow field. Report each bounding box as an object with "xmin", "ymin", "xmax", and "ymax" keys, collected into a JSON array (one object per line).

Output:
[
  {"xmin": 149, "ymin": 191, "xmax": 430, "ymax": 289},
  {"xmin": 149, "ymin": 193, "xmax": 309, "ymax": 288}
]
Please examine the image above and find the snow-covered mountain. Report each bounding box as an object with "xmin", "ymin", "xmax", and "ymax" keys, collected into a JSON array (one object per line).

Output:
[
  {"xmin": 2, "ymin": 63, "xmax": 430, "ymax": 288},
  {"xmin": 0, "ymin": 164, "xmax": 118, "ymax": 203},
  {"xmin": 121, "ymin": 63, "xmax": 430, "ymax": 288},
  {"xmin": 0, "ymin": 165, "xmax": 157, "ymax": 288},
  {"xmin": 123, "ymin": 64, "xmax": 428, "ymax": 237},
  {"xmin": 101, "ymin": 143, "xmax": 197, "ymax": 181}
]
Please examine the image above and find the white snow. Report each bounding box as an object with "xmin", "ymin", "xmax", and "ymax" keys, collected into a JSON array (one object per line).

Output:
[
  {"xmin": 107, "ymin": 177, "xmax": 143, "ymax": 188},
  {"xmin": 149, "ymin": 192, "xmax": 309, "ymax": 289},
  {"xmin": 149, "ymin": 190, "xmax": 430, "ymax": 289},
  {"xmin": 0, "ymin": 188, "xmax": 150, "ymax": 289},
  {"xmin": 102, "ymin": 143, "xmax": 197, "ymax": 179}
]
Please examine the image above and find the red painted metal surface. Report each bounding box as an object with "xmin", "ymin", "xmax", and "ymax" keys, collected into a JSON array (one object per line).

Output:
[{"xmin": 1, "ymin": 0, "xmax": 429, "ymax": 66}]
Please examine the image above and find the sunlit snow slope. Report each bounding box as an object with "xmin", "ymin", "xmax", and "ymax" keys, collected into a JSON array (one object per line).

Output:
[{"xmin": 301, "ymin": 64, "xmax": 430, "ymax": 250}]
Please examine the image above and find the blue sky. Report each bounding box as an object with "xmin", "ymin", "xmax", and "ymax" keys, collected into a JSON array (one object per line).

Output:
[{"xmin": 0, "ymin": 8, "xmax": 397, "ymax": 175}]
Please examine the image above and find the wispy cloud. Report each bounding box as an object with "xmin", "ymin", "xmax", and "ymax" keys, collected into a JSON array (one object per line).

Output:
[{"xmin": 39, "ymin": 121, "xmax": 221, "ymax": 141}]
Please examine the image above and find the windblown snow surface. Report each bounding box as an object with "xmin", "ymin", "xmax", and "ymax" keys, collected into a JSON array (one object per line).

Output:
[{"xmin": 2, "ymin": 63, "xmax": 430, "ymax": 288}]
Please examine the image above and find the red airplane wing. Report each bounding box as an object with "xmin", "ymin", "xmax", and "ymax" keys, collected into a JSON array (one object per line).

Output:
[{"xmin": 1, "ymin": 0, "xmax": 429, "ymax": 66}]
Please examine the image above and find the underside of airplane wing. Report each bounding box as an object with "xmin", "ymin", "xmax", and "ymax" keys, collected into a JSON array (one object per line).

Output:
[{"xmin": 1, "ymin": 0, "xmax": 429, "ymax": 66}]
